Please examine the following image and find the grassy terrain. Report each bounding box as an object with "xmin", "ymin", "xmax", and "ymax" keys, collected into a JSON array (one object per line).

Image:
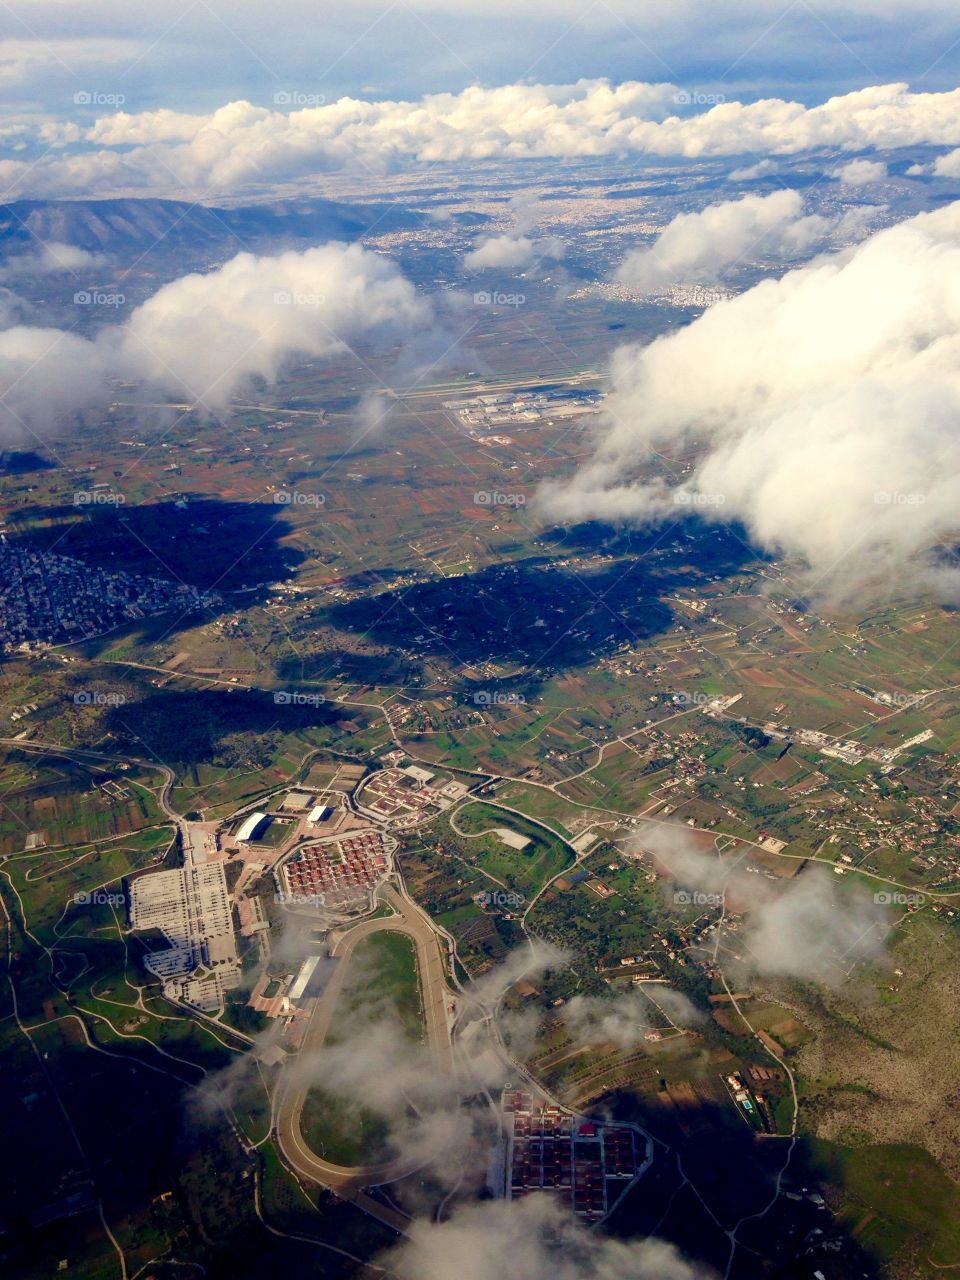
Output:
[
  {"xmin": 811, "ymin": 1140, "xmax": 960, "ymax": 1273},
  {"xmin": 443, "ymin": 800, "xmax": 573, "ymax": 897},
  {"xmin": 300, "ymin": 929, "xmax": 423, "ymax": 1168},
  {"xmin": 259, "ymin": 1144, "xmax": 394, "ymax": 1269}
]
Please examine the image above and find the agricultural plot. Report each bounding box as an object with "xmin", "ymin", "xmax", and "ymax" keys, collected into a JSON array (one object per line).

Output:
[{"xmin": 0, "ymin": 755, "xmax": 166, "ymax": 855}]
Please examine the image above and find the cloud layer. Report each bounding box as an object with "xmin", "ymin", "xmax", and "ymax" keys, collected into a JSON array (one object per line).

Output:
[
  {"xmin": 5, "ymin": 80, "xmax": 960, "ymax": 197},
  {"xmin": 384, "ymin": 1196, "xmax": 711, "ymax": 1280},
  {"xmin": 544, "ymin": 201, "xmax": 960, "ymax": 604},
  {"xmin": 563, "ymin": 984, "xmax": 702, "ymax": 1049},
  {"xmin": 0, "ymin": 240, "xmax": 429, "ymax": 439},
  {"xmin": 614, "ymin": 190, "xmax": 880, "ymax": 291},
  {"xmin": 632, "ymin": 823, "xmax": 887, "ymax": 985}
]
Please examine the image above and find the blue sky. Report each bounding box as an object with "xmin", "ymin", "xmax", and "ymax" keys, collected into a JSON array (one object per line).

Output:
[{"xmin": 1, "ymin": 0, "xmax": 959, "ymax": 117}]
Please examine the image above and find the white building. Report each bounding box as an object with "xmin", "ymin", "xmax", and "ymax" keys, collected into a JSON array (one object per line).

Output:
[{"xmin": 236, "ymin": 811, "xmax": 269, "ymax": 842}]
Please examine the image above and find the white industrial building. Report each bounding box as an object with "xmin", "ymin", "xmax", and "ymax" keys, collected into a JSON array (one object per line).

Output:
[
  {"xmin": 128, "ymin": 862, "xmax": 240, "ymax": 1012},
  {"xmin": 236, "ymin": 811, "xmax": 269, "ymax": 842}
]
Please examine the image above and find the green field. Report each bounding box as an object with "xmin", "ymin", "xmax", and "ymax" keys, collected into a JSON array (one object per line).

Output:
[
  {"xmin": 811, "ymin": 1141, "xmax": 960, "ymax": 1272},
  {"xmin": 443, "ymin": 800, "xmax": 573, "ymax": 896},
  {"xmin": 300, "ymin": 929, "xmax": 423, "ymax": 1168}
]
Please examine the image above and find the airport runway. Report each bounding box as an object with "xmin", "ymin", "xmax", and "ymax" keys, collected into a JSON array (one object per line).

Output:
[{"xmin": 274, "ymin": 884, "xmax": 452, "ymax": 1231}]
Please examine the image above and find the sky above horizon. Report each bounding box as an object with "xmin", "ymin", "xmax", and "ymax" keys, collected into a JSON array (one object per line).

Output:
[
  {"xmin": 0, "ymin": 1, "xmax": 958, "ymax": 203},
  {"xmin": 3, "ymin": 0, "xmax": 959, "ymax": 118}
]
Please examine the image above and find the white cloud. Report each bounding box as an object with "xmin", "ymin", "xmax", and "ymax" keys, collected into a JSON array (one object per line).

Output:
[
  {"xmin": 279, "ymin": 942, "xmax": 567, "ymax": 1193},
  {"xmin": 0, "ymin": 325, "xmax": 117, "ymax": 439},
  {"xmin": 3, "ymin": 81, "xmax": 960, "ymax": 197},
  {"xmin": 631, "ymin": 824, "xmax": 888, "ymax": 985},
  {"xmin": 384, "ymin": 1196, "xmax": 711, "ymax": 1280},
  {"xmin": 729, "ymin": 158, "xmax": 778, "ymax": 181},
  {"xmin": 562, "ymin": 985, "xmax": 702, "ymax": 1049},
  {"xmin": 542, "ymin": 201, "xmax": 960, "ymax": 604},
  {"xmin": 0, "ymin": 37, "xmax": 143, "ymax": 90},
  {"xmin": 933, "ymin": 147, "xmax": 960, "ymax": 177},
  {"xmin": 121, "ymin": 242, "xmax": 429, "ymax": 405},
  {"xmin": 469, "ymin": 940, "xmax": 569, "ymax": 1007},
  {"xmin": 464, "ymin": 194, "xmax": 566, "ymax": 272},
  {"xmin": 0, "ymin": 240, "xmax": 429, "ymax": 441},
  {"xmin": 465, "ymin": 234, "xmax": 537, "ymax": 270},
  {"xmin": 743, "ymin": 871, "xmax": 887, "ymax": 983},
  {"xmin": 0, "ymin": 242, "xmax": 105, "ymax": 279},
  {"xmin": 614, "ymin": 190, "xmax": 861, "ymax": 290},
  {"xmin": 835, "ymin": 156, "xmax": 888, "ymax": 184},
  {"xmin": 464, "ymin": 233, "xmax": 565, "ymax": 270}
]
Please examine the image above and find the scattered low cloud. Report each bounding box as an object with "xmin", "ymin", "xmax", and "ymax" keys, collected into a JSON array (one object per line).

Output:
[
  {"xmin": 188, "ymin": 1027, "xmax": 278, "ymax": 1123},
  {"xmin": 741, "ymin": 871, "xmax": 887, "ymax": 983},
  {"xmin": 465, "ymin": 234, "xmax": 535, "ymax": 270},
  {"xmin": 728, "ymin": 158, "xmax": 778, "ymax": 181},
  {"xmin": 383, "ymin": 1195, "xmax": 713, "ymax": 1280},
  {"xmin": 465, "ymin": 233, "xmax": 561, "ymax": 270},
  {"xmin": 542, "ymin": 201, "xmax": 960, "ymax": 605},
  {"xmin": 122, "ymin": 242, "xmax": 430, "ymax": 406},
  {"xmin": 0, "ymin": 240, "xmax": 430, "ymax": 441},
  {"xmin": 0, "ymin": 36, "xmax": 145, "ymax": 91},
  {"xmin": 280, "ymin": 942, "xmax": 566, "ymax": 1191},
  {"xmin": 0, "ymin": 325, "xmax": 117, "ymax": 441},
  {"xmin": 614, "ymin": 190, "xmax": 879, "ymax": 291},
  {"xmin": 631, "ymin": 824, "xmax": 888, "ymax": 986},
  {"xmin": 464, "ymin": 195, "xmax": 566, "ymax": 271},
  {"xmin": 562, "ymin": 985, "xmax": 702, "ymax": 1049},
  {"xmin": 468, "ymin": 939, "xmax": 569, "ymax": 1007},
  {"xmin": 933, "ymin": 147, "xmax": 960, "ymax": 178},
  {"xmin": 0, "ymin": 241, "xmax": 106, "ymax": 279},
  {"xmin": 835, "ymin": 156, "xmax": 887, "ymax": 185}
]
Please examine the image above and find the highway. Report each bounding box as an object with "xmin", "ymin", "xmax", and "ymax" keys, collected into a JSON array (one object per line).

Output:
[{"xmin": 274, "ymin": 884, "xmax": 451, "ymax": 1232}]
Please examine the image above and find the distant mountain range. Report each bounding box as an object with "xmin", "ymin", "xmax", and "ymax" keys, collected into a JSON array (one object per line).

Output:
[{"xmin": 0, "ymin": 195, "xmax": 429, "ymax": 260}]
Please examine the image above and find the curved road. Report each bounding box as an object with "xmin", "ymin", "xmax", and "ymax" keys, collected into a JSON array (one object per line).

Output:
[{"xmin": 274, "ymin": 884, "xmax": 451, "ymax": 1232}]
